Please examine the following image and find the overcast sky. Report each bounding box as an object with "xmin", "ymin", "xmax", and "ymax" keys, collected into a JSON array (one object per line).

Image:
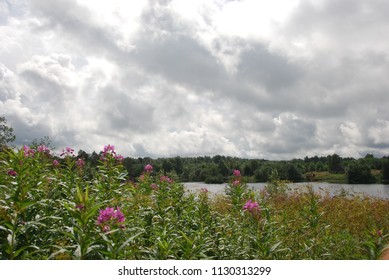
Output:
[{"xmin": 1, "ymin": 0, "xmax": 389, "ymax": 159}]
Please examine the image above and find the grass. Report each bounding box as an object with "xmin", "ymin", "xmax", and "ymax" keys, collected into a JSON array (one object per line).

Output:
[
  {"xmin": 306, "ymin": 171, "xmax": 347, "ymax": 183},
  {"xmin": 1, "ymin": 146, "xmax": 389, "ymax": 260}
]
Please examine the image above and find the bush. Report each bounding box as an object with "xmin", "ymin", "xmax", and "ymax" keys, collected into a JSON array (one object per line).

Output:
[{"xmin": 347, "ymin": 162, "xmax": 376, "ymax": 184}]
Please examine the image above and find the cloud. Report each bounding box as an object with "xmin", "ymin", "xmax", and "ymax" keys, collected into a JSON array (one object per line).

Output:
[{"xmin": 0, "ymin": 0, "xmax": 389, "ymax": 159}]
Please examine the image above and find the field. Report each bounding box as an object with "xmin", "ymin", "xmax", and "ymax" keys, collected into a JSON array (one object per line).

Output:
[{"xmin": 1, "ymin": 145, "xmax": 389, "ymax": 260}]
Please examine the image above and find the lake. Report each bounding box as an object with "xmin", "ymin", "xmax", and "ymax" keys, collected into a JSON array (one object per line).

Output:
[{"xmin": 183, "ymin": 182, "xmax": 389, "ymax": 199}]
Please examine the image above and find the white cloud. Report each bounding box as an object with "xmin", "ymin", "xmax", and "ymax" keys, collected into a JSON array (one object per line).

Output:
[{"xmin": 0, "ymin": 0, "xmax": 388, "ymax": 159}]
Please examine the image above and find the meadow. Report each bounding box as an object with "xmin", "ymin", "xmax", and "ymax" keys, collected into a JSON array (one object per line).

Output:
[{"xmin": 1, "ymin": 145, "xmax": 388, "ymax": 260}]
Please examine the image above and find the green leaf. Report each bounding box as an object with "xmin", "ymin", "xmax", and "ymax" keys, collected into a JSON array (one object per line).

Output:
[{"xmin": 118, "ymin": 231, "xmax": 143, "ymax": 253}]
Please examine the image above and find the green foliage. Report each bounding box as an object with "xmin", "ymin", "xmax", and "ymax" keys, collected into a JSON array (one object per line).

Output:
[
  {"xmin": 1, "ymin": 146, "xmax": 389, "ymax": 260},
  {"xmin": 347, "ymin": 161, "xmax": 376, "ymax": 184},
  {"xmin": 0, "ymin": 116, "xmax": 15, "ymax": 146}
]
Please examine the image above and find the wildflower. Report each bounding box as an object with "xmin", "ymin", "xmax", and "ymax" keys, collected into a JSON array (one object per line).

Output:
[
  {"xmin": 233, "ymin": 169, "xmax": 241, "ymax": 177},
  {"xmin": 243, "ymin": 199, "xmax": 260, "ymax": 214},
  {"xmin": 23, "ymin": 145, "xmax": 35, "ymax": 157},
  {"xmin": 144, "ymin": 164, "xmax": 153, "ymax": 173},
  {"xmin": 151, "ymin": 183, "xmax": 158, "ymax": 190},
  {"xmin": 160, "ymin": 175, "xmax": 173, "ymax": 184},
  {"xmin": 60, "ymin": 147, "xmax": 75, "ymax": 157},
  {"xmin": 101, "ymin": 144, "xmax": 120, "ymax": 161},
  {"xmin": 232, "ymin": 179, "xmax": 240, "ymax": 187},
  {"xmin": 103, "ymin": 144, "xmax": 115, "ymax": 154},
  {"xmin": 7, "ymin": 169, "xmax": 17, "ymax": 177},
  {"xmin": 115, "ymin": 154, "xmax": 124, "ymax": 162},
  {"xmin": 76, "ymin": 158, "xmax": 85, "ymax": 168},
  {"xmin": 97, "ymin": 207, "xmax": 125, "ymax": 232},
  {"xmin": 200, "ymin": 188, "xmax": 209, "ymax": 193},
  {"xmin": 76, "ymin": 204, "xmax": 85, "ymax": 211},
  {"xmin": 37, "ymin": 145, "xmax": 50, "ymax": 154},
  {"xmin": 52, "ymin": 159, "xmax": 60, "ymax": 167}
]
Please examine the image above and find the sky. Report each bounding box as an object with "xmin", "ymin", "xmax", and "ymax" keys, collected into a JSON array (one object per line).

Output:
[{"xmin": 1, "ymin": 0, "xmax": 389, "ymax": 159}]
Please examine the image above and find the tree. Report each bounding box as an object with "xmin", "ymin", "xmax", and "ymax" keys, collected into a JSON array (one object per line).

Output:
[
  {"xmin": 328, "ymin": 154, "xmax": 344, "ymax": 173},
  {"xmin": 0, "ymin": 116, "xmax": 16, "ymax": 146},
  {"xmin": 31, "ymin": 136, "xmax": 55, "ymax": 150},
  {"xmin": 347, "ymin": 161, "xmax": 375, "ymax": 184},
  {"xmin": 381, "ymin": 159, "xmax": 389, "ymax": 184}
]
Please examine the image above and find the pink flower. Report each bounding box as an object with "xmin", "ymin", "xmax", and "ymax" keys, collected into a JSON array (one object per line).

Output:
[
  {"xmin": 103, "ymin": 144, "xmax": 115, "ymax": 154},
  {"xmin": 76, "ymin": 158, "xmax": 85, "ymax": 168},
  {"xmin": 243, "ymin": 199, "xmax": 260, "ymax": 214},
  {"xmin": 200, "ymin": 188, "xmax": 209, "ymax": 193},
  {"xmin": 37, "ymin": 145, "xmax": 50, "ymax": 154},
  {"xmin": 60, "ymin": 147, "xmax": 75, "ymax": 157},
  {"xmin": 160, "ymin": 175, "xmax": 173, "ymax": 184},
  {"xmin": 76, "ymin": 204, "xmax": 85, "ymax": 211},
  {"xmin": 144, "ymin": 164, "xmax": 153, "ymax": 173},
  {"xmin": 233, "ymin": 169, "xmax": 241, "ymax": 177},
  {"xmin": 115, "ymin": 154, "xmax": 124, "ymax": 162},
  {"xmin": 7, "ymin": 169, "xmax": 17, "ymax": 177},
  {"xmin": 23, "ymin": 145, "xmax": 35, "ymax": 157},
  {"xmin": 101, "ymin": 144, "xmax": 119, "ymax": 161},
  {"xmin": 232, "ymin": 180, "xmax": 240, "ymax": 187},
  {"xmin": 52, "ymin": 160, "xmax": 60, "ymax": 167},
  {"xmin": 151, "ymin": 183, "xmax": 158, "ymax": 190},
  {"xmin": 97, "ymin": 207, "xmax": 125, "ymax": 232}
]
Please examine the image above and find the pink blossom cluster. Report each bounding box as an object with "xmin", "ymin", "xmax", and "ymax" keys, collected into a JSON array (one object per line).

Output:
[
  {"xmin": 97, "ymin": 207, "xmax": 125, "ymax": 232},
  {"xmin": 60, "ymin": 147, "xmax": 75, "ymax": 157},
  {"xmin": 76, "ymin": 158, "xmax": 85, "ymax": 168},
  {"xmin": 23, "ymin": 145, "xmax": 35, "ymax": 157},
  {"xmin": 101, "ymin": 144, "xmax": 123, "ymax": 162},
  {"xmin": 22, "ymin": 145, "xmax": 51, "ymax": 157},
  {"xmin": 52, "ymin": 160, "xmax": 60, "ymax": 167},
  {"xmin": 243, "ymin": 199, "xmax": 260, "ymax": 214},
  {"xmin": 232, "ymin": 169, "xmax": 241, "ymax": 186},
  {"xmin": 160, "ymin": 175, "xmax": 173, "ymax": 184},
  {"xmin": 37, "ymin": 145, "xmax": 50, "ymax": 154},
  {"xmin": 144, "ymin": 164, "xmax": 153, "ymax": 173}
]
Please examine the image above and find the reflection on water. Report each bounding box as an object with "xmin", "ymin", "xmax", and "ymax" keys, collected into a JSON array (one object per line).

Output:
[{"xmin": 184, "ymin": 182, "xmax": 389, "ymax": 199}]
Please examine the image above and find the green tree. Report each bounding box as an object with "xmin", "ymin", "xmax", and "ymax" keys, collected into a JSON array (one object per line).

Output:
[
  {"xmin": 30, "ymin": 136, "xmax": 55, "ymax": 150},
  {"xmin": 328, "ymin": 154, "xmax": 343, "ymax": 173},
  {"xmin": 347, "ymin": 161, "xmax": 375, "ymax": 184},
  {"xmin": 381, "ymin": 158, "xmax": 389, "ymax": 184},
  {"xmin": 0, "ymin": 116, "xmax": 16, "ymax": 146}
]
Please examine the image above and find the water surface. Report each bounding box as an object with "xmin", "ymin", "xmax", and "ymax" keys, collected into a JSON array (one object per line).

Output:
[{"xmin": 183, "ymin": 182, "xmax": 389, "ymax": 199}]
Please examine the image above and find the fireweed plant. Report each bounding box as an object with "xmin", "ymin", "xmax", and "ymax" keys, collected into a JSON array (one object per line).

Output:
[{"xmin": 1, "ymin": 145, "xmax": 389, "ymax": 259}]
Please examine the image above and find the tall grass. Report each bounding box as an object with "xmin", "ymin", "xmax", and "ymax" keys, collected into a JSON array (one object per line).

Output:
[{"xmin": 1, "ymin": 145, "xmax": 388, "ymax": 259}]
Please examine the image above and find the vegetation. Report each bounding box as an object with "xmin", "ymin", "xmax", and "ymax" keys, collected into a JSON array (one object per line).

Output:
[
  {"xmin": 0, "ymin": 116, "xmax": 15, "ymax": 147},
  {"xmin": 1, "ymin": 145, "xmax": 389, "ymax": 260}
]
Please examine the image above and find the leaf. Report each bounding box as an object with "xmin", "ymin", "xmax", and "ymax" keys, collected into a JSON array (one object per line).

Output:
[
  {"xmin": 48, "ymin": 247, "xmax": 70, "ymax": 260},
  {"xmin": 13, "ymin": 245, "xmax": 40, "ymax": 258},
  {"xmin": 17, "ymin": 201, "xmax": 37, "ymax": 212},
  {"xmin": 0, "ymin": 225, "xmax": 12, "ymax": 234},
  {"xmin": 118, "ymin": 232, "xmax": 143, "ymax": 253}
]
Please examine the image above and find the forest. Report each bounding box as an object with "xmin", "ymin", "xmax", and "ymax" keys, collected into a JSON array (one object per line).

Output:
[{"xmin": 77, "ymin": 151, "xmax": 389, "ymax": 184}]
